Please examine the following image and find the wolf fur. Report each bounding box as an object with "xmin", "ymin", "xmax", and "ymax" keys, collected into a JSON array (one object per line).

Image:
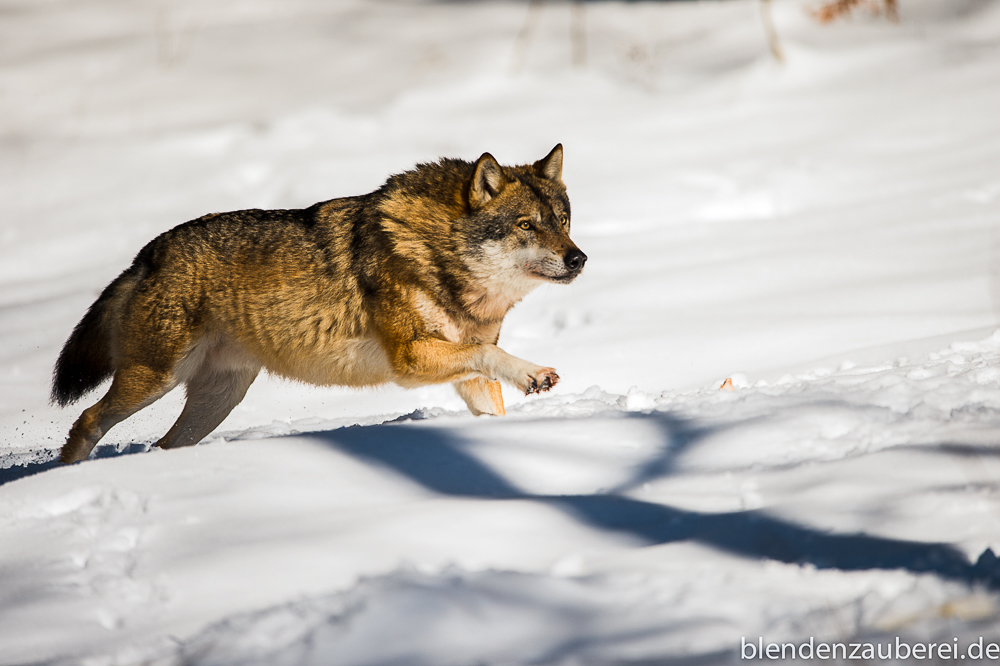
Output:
[{"xmin": 52, "ymin": 145, "xmax": 586, "ymax": 463}]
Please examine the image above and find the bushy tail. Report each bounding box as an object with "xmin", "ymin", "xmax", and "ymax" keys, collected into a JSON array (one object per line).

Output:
[{"xmin": 51, "ymin": 278, "xmax": 122, "ymax": 407}]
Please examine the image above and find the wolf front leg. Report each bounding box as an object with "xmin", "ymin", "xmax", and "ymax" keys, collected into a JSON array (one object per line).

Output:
[
  {"xmin": 387, "ymin": 338, "xmax": 559, "ymax": 398},
  {"xmin": 454, "ymin": 377, "xmax": 505, "ymax": 416}
]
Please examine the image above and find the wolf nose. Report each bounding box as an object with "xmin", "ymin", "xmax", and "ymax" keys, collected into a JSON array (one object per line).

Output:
[{"xmin": 564, "ymin": 249, "xmax": 587, "ymax": 271}]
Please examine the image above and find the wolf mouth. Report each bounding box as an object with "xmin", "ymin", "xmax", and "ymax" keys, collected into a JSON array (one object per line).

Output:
[{"xmin": 528, "ymin": 268, "xmax": 581, "ymax": 284}]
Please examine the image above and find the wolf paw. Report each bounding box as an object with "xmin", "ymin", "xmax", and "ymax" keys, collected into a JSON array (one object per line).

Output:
[{"xmin": 525, "ymin": 367, "xmax": 559, "ymax": 395}]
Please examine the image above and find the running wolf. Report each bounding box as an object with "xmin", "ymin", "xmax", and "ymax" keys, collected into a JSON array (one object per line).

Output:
[{"xmin": 52, "ymin": 145, "xmax": 586, "ymax": 463}]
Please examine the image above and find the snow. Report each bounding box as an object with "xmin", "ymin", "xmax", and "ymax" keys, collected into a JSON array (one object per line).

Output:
[{"xmin": 2, "ymin": 0, "xmax": 1000, "ymax": 663}]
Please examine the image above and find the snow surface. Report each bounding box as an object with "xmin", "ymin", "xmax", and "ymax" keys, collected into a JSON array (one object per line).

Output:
[{"xmin": 2, "ymin": 0, "xmax": 1000, "ymax": 663}]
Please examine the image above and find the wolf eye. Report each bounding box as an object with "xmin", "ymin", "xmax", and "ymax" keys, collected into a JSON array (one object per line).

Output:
[
  {"xmin": 518, "ymin": 220, "xmax": 533, "ymax": 231},
  {"xmin": 559, "ymin": 214, "xmax": 569, "ymax": 227}
]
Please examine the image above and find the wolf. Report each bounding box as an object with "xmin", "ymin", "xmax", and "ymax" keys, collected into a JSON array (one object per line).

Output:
[{"xmin": 51, "ymin": 145, "xmax": 586, "ymax": 463}]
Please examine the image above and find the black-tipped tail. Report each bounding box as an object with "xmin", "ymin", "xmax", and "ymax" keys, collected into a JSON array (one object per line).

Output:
[{"xmin": 51, "ymin": 282, "xmax": 117, "ymax": 407}]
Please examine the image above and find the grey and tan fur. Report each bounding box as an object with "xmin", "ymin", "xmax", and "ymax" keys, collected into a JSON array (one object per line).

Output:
[{"xmin": 52, "ymin": 145, "xmax": 586, "ymax": 463}]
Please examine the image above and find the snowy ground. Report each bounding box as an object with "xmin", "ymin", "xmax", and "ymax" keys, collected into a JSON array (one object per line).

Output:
[{"xmin": 2, "ymin": 0, "xmax": 1000, "ymax": 663}]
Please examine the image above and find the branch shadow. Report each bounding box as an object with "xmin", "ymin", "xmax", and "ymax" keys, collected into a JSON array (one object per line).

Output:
[
  {"xmin": 897, "ymin": 442, "xmax": 1000, "ymax": 458},
  {"xmin": 309, "ymin": 414, "xmax": 1000, "ymax": 589},
  {"xmin": 609, "ymin": 412, "xmax": 734, "ymax": 494}
]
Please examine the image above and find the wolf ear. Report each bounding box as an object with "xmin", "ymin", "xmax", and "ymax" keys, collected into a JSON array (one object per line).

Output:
[
  {"xmin": 469, "ymin": 152, "xmax": 506, "ymax": 209},
  {"xmin": 534, "ymin": 144, "xmax": 563, "ymax": 182}
]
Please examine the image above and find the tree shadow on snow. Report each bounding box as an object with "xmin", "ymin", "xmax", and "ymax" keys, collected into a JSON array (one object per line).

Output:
[
  {"xmin": 0, "ymin": 459, "xmax": 61, "ymax": 487},
  {"xmin": 308, "ymin": 413, "xmax": 1000, "ymax": 589},
  {"xmin": 0, "ymin": 442, "xmax": 150, "ymax": 489}
]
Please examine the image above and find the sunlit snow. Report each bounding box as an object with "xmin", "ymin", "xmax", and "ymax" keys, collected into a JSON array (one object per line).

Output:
[{"xmin": 2, "ymin": 0, "xmax": 1000, "ymax": 664}]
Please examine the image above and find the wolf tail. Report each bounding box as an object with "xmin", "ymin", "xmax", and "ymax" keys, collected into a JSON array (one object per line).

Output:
[{"xmin": 51, "ymin": 274, "xmax": 128, "ymax": 407}]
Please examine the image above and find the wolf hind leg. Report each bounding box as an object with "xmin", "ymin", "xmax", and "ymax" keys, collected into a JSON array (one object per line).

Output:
[
  {"xmin": 59, "ymin": 365, "xmax": 177, "ymax": 464},
  {"xmin": 155, "ymin": 365, "xmax": 259, "ymax": 450},
  {"xmin": 454, "ymin": 377, "xmax": 505, "ymax": 416}
]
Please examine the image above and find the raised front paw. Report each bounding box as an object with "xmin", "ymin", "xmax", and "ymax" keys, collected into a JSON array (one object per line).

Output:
[{"xmin": 524, "ymin": 367, "xmax": 559, "ymax": 395}]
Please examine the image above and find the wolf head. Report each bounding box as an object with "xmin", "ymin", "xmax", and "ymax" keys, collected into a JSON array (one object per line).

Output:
[{"xmin": 458, "ymin": 145, "xmax": 587, "ymax": 313}]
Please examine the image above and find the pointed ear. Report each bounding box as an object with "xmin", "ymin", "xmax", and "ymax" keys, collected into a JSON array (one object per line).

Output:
[
  {"xmin": 469, "ymin": 152, "xmax": 506, "ymax": 208},
  {"xmin": 534, "ymin": 143, "xmax": 563, "ymax": 182}
]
